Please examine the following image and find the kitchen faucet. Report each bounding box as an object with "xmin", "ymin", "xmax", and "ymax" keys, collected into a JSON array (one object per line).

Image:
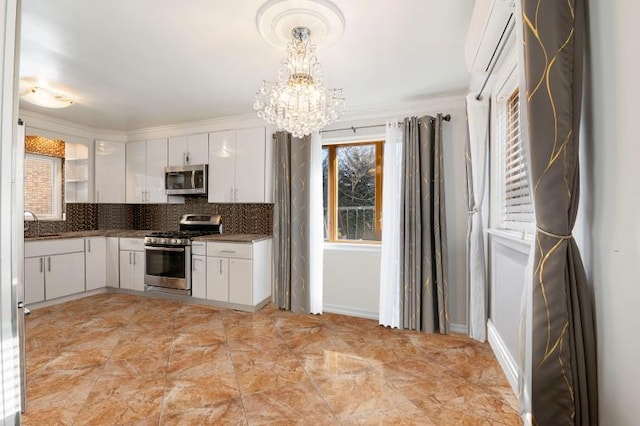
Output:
[{"xmin": 24, "ymin": 210, "xmax": 39, "ymax": 235}]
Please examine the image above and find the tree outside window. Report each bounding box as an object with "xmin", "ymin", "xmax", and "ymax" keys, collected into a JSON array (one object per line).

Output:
[{"xmin": 323, "ymin": 141, "xmax": 383, "ymax": 242}]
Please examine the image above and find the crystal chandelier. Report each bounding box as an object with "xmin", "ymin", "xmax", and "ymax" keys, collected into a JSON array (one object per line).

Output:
[{"xmin": 254, "ymin": 26, "xmax": 345, "ymax": 138}]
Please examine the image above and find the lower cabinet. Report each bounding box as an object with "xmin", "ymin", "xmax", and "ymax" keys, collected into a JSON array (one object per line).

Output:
[
  {"xmin": 191, "ymin": 255, "xmax": 207, "ymax": 298},
  {"xmin": 205, "ymin": 239, "xmax": 271, "ymax": 308},
  {"xmin": 24, "ymin": 238, "xmax": 86, "ymax": 303},
  {"xmin": 85, "ymin": 237, "xmax": 107, "ymax": 291},
  {"xmin": 119, "ymin": 238, "xmax": 145, "ymax": 291}
]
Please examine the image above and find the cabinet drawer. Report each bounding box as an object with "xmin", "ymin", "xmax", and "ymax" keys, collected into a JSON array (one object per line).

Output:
[
  {"xmin": 207, "ymin": 242, "xmax": 252, "ymax": 259},
  {"xmin": 25, "ymin": 238, "xmax": 85, "ymax": 257},
  {"xmin": 191, "ymin": 241, "xmax": 206, "ymax": 255},
  {"xmin": 120, "ymin": 238, "xmax": 145, "ymax": 251}
]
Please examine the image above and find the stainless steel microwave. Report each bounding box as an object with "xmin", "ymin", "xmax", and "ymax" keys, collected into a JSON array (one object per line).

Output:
[{"xmin": 165, "ymin": 164, "xmax": 208, "ymax": 195}]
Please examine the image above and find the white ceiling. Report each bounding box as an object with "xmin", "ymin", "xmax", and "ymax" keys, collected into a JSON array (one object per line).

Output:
[{"xmin": 19, "ymin": 0, "xmax": 474, "ymax": 131}]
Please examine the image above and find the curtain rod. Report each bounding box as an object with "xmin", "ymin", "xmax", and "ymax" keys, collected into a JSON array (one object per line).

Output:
[
  {"xmin": 475, "ymin": 13, "xmax": 514, "ymax": 101},
  {"xmin": 319, "ymin": 113, "xmax": 451, "ymax": 134}
]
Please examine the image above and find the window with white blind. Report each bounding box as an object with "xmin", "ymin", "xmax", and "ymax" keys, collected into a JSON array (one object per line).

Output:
[{"xmin": 498, "ymin": 88, "xmax": 534, "ymax": 230}]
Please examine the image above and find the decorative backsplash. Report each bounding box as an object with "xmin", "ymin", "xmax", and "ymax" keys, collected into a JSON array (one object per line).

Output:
[{"xmin": 24, "ymin": 198, "xmax": 274, "ymax": 237}]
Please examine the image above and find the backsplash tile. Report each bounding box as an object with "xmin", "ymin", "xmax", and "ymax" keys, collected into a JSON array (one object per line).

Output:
[{"xmin": 24, "ymin": 198, "xmax": 273, "ymax": 237}]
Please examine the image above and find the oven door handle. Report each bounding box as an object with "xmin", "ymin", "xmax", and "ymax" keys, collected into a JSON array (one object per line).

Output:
[{"xmin": 145, "ymin": 246, "xmax": 185, "ymax": 253}]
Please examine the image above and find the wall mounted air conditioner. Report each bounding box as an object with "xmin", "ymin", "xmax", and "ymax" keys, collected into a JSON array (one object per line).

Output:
[{"xmin": 464, "ymin": 0, "xmax": 515, "ymax": 73}]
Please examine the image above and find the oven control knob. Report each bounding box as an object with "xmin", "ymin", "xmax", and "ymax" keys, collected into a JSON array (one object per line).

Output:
[
  {"xmin": 150, "ymin": 238, "xmax": 157, "ymax": 244},
  {"xmin": 171, "ymin": 239, "xmax": 179, "ymax": 245}
]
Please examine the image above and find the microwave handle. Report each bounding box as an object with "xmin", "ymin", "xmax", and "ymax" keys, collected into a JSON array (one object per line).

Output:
[{"xmin": 191, "ymin": 170, "xmax": 196, "ymax": 189}]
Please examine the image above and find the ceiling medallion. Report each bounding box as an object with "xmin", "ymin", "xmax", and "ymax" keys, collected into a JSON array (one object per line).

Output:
[{"xmin": 254, "ymin": 0, "xmax": 345, "ymax": 137}]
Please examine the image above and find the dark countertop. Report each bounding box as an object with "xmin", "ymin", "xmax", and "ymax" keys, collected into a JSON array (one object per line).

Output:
[
  {"xmin": 25, "ymin": 230, "xmax": 271, "ymax": 243},
  {"xmin": 192, "ymin": 234, "xmax": 272, "ymax": 243}
]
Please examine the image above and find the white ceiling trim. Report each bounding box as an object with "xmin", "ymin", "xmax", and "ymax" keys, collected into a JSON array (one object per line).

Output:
[{"xmin": 19, "ymin": 110, "xmax": 128, "ymax": 142}]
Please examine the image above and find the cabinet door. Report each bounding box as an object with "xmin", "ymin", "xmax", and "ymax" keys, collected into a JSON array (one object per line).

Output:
[
  {"xmin": 119, "ymin": 250, "xmax": 135, "ymax": 290},
  {"xmin": 145, "ymin": 139, "xmax": 168, "ymax": 203},
  {"xmin": 208, "ymin": 130, "xmax": 236, "ymax": 203},
  {"xmin": 206, "ymin": 256, "xmax": 228, "ymax": 302},
  {"xmin": 24, "ymin": 257, "xmax": 45, "ymax": 304},
  {"xmin": 46, "ymin": 252, "xmax": 85, "ymax": 299},
  {"xmin": 187, "ymin": 133, "xmax": 209, "ymax": 165},
  {"xmin": 95, "ymin": 140, "xmax": 126, "ymax": 203},
  {"xmin": 126, "ymin": 141, "xmax": 146, "ymax": 203},
  {"xmin": 192, "ymin": 255, "xmax": 207, "ymax": 298},
  {"xmin": 235, "ymin": 127, "xmax": 266, "ymax": 202},
  {"xmin": 106, "ymin": 237, "xmax": 120, "ymax": 288},
  {"xmin": 85, "ymin": 237, "xmax": 107, "ymax": 291},
  {"xmin": 133, "ymin": 250, "xmax": 146, "ymax": 291},
  {"xmin": 168, "ymin": 135, "xmax": 188, "ymax": 166},
  {"xmin": 229, "ymin": 258, "xmax": 252, "ymax": 305}
]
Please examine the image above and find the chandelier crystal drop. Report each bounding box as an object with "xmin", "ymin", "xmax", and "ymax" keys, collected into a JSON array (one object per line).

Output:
[{"xmin": 254, "ymin": 26, "xmax": 345, "ymax": 138}]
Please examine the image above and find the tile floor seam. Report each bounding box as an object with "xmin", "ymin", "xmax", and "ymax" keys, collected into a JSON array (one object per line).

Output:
[
  {"xmin": 224, "ymin": 316, "xmax": 251, "ymax": 426},
  {"xmin": 157, "ymin": 302, "xmax": 181, "ymax": 424}
]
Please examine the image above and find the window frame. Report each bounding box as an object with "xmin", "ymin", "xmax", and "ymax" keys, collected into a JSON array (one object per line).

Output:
[
  {"xmin": 490, "ymin": 43, "xmax": 535, "ymax": 235},
  {"xmin": 24, "ymin": 152, "xmax": 63, "ymax": 221},
  {"xmin": 323, "ymin": 140, "xmax": 384, "ymax": 244}
]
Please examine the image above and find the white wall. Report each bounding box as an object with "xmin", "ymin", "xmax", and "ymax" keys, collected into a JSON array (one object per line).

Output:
[
  {"xmin": 585, "ymin": 1, "xmax": 640, "ymax": 424},
  {"xmin": 323, "ymin": 247, "xmax": 381, "ymax": 319},
  {"xmin": 320, "ymin": 96, "xmax": 469, "ymax": 329}
]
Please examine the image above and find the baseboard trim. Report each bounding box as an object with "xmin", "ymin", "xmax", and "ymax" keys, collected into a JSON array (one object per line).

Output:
[
  {"xmin": 487, "ymin": 319, "xmax": 519, "ymax": 395},
  {"xmin": 449, "ymin": 323, "xmax": 467, "ymax": 334},
  {"xmin": 323, "ymin": 304, "xmax": 378, "ymax": 320},
  {"xmin": 26, "ymin": 288, "xmax": 108, "ymax": 310}
]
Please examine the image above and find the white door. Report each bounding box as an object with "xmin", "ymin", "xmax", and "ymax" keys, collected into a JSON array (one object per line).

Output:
[
  {"xmin": 168, "ymin": 135, "xmax": 188, "ymax": 166},
  {"xmin": 133, "ymin": 251, "xmax": 145, "ymax": 291},
  {"xmin": 187, "ymin": 133, "xmax": 209, "ymax": 164},
  {"xmin": 208, "ymin": 130, "xmax": 236, "ymax": 202},
  {"xmin": 145, "ymin": 139, "xmax": 168, "ymax": 203},
  {"xmin": 95, "ymin": 140, "xmax": 126, "ymax": 203},
  {"xmin": 46, "ymin": 252, "xmax": 85, "ymax": 299},
  {"xmin": 126, "ymin": 141, "xmax": 146, "ymax": 203},
  {"xmin": 229, "ymin": 258, "xmax": 252, "ymax": 305},
  {"xmin": 85, "ymin": 237, "xmax": 107, "ymax": 291},
  {"xmin": 24, "ymin": 257, "xmax": 45, "ymax": 304},
  {"xmin": 234, "ymin": 127, "xmax": 266, "ymax": 202},
  {"xmin": 119, "ymin": 251, "xmax": 135, "ymax": 290},
  {"xmin": 206, "ymin": 257, "xmax": 228, "ymax": 302},
  {"xmin": 191, "ymin": 255, "xmax": 207, "ymax": 298}
]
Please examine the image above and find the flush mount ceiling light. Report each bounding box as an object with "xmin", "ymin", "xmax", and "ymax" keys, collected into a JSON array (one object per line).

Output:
[
  {"xmin": 254, "ymin": 0, "xmax": 345, "ymax": 138},
  {"xmin": 21, "ymin": 86, "xmax": 75, "ymax": 108}
]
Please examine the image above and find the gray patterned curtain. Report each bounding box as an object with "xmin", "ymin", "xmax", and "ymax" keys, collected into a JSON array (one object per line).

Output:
[
  {"xmin": 522, "ymin": 0, "xmax": 598, "ymax": 424},
  {"xmin": 400, "ymin": 114, "xmax": 448, "ymax": 333},
  {"xmin": 272, "ymin": 131, "xmax": 319, "ymax": 313}
]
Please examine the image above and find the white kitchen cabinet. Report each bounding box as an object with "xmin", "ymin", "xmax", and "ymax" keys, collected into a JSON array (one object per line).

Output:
[
  {"xmin": 46, "ymin": 252, "xmax": 86, "ymax": 299},
  {"xmin": 126, "ymin": 138, "xmax": 168, "ymax": 203},
  {"xmin": 25, "ymin": 239, "xmax": 86, "ymax": 302},
  {"xmin": 24, "ymin": 257, "xmax": 45, "ymax": 304},
  {"xmin": 95, "ymin": 140, "xmax": 126, "ymax": 203},
  {"xmin": 208, "ymin": 127, "xmax": 271, "ymax": 203},
  {"xmin": 206, "ymin": 256, "xmax": 229, "ymax": 302},
  {"xmin": 205, "ymin": 239, "xmax": 272, "ymax": 308},
  {"xmin": 191, "ymin": 255, "xmax": 207, "ymax": 299},
  {"xmin": 168, "ymin": 133, "xmax": 208, "ymax": 166},
  {"xmin": 119, "ymin": 238, "xmax": 145, "ymax": 291},
  {"xmin": 85, "ymin": 237, "xmax": 106, "ymax": 291},
  {"xmin": 106, "ymin": 237, "xmax": 120, "ymax": 288}
]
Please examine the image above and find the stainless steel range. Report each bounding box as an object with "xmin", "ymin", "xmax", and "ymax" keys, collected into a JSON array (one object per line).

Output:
[{"xmin": 144, "ymin": 214, "xmax": 222, "ymax": 295}]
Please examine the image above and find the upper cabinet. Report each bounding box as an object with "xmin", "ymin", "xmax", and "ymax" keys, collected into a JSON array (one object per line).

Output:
[
  {"xmin": 65, "ymin": 142, "xmax": 90, "ymax": 203},
  {"xmin": 208, "ymin": 127, "xmax": 272, "ymax": 203},
  {"xmin": 95, "ymin": 140, "xmax": 126, "ymax": 203},
  {"xmin": 168, "ymin": 133, "xmax": 208, "ymax": 166},
  {"xmin": 126, "ymin": 138, "xmax": 168, "ymax": 203}
]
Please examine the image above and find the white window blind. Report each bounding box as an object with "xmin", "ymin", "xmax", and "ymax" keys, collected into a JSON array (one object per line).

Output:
[{"xmin": 500, "ymin": 89, "xmax": 534, "ymax": 229}]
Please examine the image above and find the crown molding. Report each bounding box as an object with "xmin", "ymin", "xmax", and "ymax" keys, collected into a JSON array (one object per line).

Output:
[
  {"xmin": 20, "ymin": 92, "xmax": 468, "ymax": 143},
  {"xmin": 19, "ymin": 109, "xmax": 128, "ymax": 142},
  {"xmin": 125, "ymin": 112, "xmax": 268, "ymax": 141}
]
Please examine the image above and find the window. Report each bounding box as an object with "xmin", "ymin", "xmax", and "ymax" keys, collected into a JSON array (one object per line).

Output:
[
  {"xmin": 24, "ymin": 153, "xmax": 63, "ymax": 220},
  {"xmin": 498, "ymin": 88, "xmax": 534, "ymax": 230},
  {"xmin": 323, "ymin": 141, "xmax": 383, "ymax": 242}
]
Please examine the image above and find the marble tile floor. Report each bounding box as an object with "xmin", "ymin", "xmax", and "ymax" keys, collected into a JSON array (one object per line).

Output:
[{"xmin": 22, "ymin": 293, "xmax": 521, "ymax": 425}]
